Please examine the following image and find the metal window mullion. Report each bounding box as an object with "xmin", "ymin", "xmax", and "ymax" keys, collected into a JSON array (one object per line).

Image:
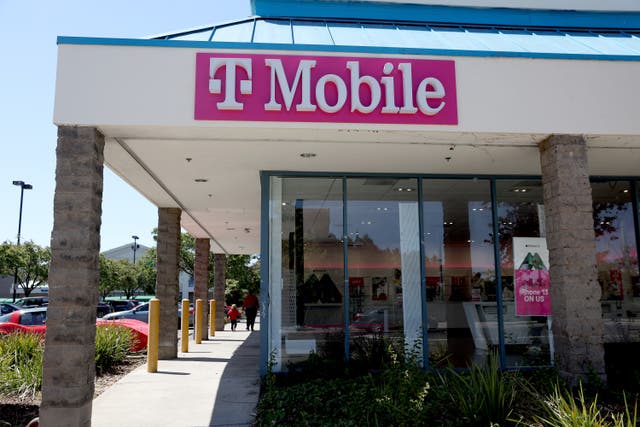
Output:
[
  {"xmin": 343, "ymin": 176, "xmax": 350, "ymax": 361},
  {"xmin": 259, "ymin": 172, "xmax": 271, "ymax": 376},
  {"xmin": 418, "ymin": 178, "xmax": 429, "ymax": 369},
  {"xmin": 490, "ymin": 179, "xmax": 507, "ymax": 368},
  {"xmin": 632, "ymin": 180, "xmax": 640, "ymax": 278}
]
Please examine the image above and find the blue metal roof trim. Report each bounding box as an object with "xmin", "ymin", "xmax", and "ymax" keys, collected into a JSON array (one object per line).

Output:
[
  {"xmin": 56, "ymin": 35, "xmax": 640, "ymax": 62},
  {"xmin": 252, "ymin": 0, "xmax": 640, "ymax": 30}
]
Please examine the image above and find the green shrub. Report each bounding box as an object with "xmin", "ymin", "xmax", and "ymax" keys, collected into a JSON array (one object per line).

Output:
[
  {"xmin": 442, "ymin": 353, "xmax": 517, "ymax": 426},
  {"xmin": 94, "ymin": 325, "xmax": 133, "ymax": 375},
  {"xmin": 534, "ymin": 383, "xmax": 638, "ymax": 427},
  {"xmin": 0, "ymin": 332, "xmax": 44, "ymax": 400}
]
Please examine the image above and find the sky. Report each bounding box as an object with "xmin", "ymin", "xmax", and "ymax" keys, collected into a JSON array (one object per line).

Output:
[{"xmin": 0, "ymin": 0, "xmax": 251, "ymax": 251}]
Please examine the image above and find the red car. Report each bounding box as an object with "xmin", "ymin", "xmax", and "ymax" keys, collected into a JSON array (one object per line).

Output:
[{"xmin": 0, "ymin": 307, "xmax": 148, "ymax": 352}]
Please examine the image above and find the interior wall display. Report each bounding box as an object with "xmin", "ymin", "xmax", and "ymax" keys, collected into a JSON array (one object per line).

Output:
[
  {"xmin": 513, "ymin": 237, "xmax": 551, "ymax": 316},
  {"xmin": 372, "ymin": 277, "xmax": 388, "ymax": 300},
  {"xmin": 349, "ymin": 277, "xmax": 364, "ymax": 318}
]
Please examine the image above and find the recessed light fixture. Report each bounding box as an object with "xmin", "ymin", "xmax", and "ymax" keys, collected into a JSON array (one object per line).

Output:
[
  {"xmin": 300, "ymin": 153, "xmax": 317, "ymax": 158},
  {"xmin": 282, "ymin": 202, "xmax": 288, "ymax": 206},
  {"xmin": 195, "ymin": 178, "xmax": 208, "ymax": 183},
  {"xmin": 623, "ymin": 189, "xmax": 630, "ymax": 193},
  {"xmin": 226, "ymin": 227, "xmax": 236, "ymax": 231}
]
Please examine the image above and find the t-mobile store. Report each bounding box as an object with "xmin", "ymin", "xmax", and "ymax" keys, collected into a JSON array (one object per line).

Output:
[{"xmin": 44, "ymin": 0, "xmax": 640, "ymax": 421}]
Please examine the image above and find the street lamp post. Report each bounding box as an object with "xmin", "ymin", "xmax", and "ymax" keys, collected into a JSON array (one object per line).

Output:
[
  {"xmin": 131, "ymin": 235, "xmax": 140, "ymax": 264},
  {"xmin": 12, "ymin": 180, "xmax": 33, "ymax": 302}
]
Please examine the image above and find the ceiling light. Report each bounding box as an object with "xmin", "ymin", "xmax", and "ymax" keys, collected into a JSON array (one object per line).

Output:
[
  {"xmin": 282, "ymin": 202, "xmax": 287, "ymax": 206},
  {"xmin": 300, "ymin": 153, "xmax": 316, "ymax": 158},
  {"xmin": 195, "ymin": 178, "xmax": 208, "ymax": 183}
]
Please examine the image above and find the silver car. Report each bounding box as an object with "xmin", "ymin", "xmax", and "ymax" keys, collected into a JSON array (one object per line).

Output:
[{"xmin": 102, "ymin": 302, "xmax": 149, "ymax": 322}]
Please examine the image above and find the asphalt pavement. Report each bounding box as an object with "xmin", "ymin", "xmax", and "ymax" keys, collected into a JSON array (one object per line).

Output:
[{"xmin": 91, "ymin": 318, "xmax": 261, "ymax": 427}]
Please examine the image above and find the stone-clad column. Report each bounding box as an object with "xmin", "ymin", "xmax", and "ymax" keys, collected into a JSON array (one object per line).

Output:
[
  {"xmin": 539, "ymin": 135, "xmax": 605, "ymax": 384},
  {"xmin": 40, "ymin": 126, "xmax": 104, "ymax": 426},
  {"xmin": 157, "ymin": 207, "xmax": 181, "ymax": 359},
  {"xmin": 194, "ymin": 238, "xmax": 210, "ymax": 340},
  {"xmin": 214, "ymin": 253, "xmax": 227, "ymax": 331}
]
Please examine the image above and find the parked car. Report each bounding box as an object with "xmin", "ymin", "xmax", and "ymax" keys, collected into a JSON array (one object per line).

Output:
[
  {"xmin": 0, "ymin": 307, "xmax": 48, "ymax": 335},
  {"xmin": 97, "ymin": 302, "xmax": 112, "ymax": 318},
  {"xmin": 0, "ymin": 306, "xmax": 147, "ymax": 352},
  {"xmin": 177, "ymin": 303, "xmax": 195, "ymax": 329},
  {"xmin": 102, "ymin": 302, "xmax": 150, "ymax": 322},
  {"xmin": 14, "ymin": 296, "xmax": 48, "ymax": 308},
  {"xmin": 350, "ymin": 309, "xmax": 401, "ymax": 333},
  {"xmin": 0, "ymin": 302, "xmax": 20, "ymax": 315},
  {"xmin": 96, "ymin": 318, "xmax": 149, "ymax": 352},
  {"xmin": 108, "ymin": 300, "xmax": 138, "ymax": 312}
]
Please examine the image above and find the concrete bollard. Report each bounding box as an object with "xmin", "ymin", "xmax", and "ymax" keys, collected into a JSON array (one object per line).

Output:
[
  {"xmin": 195, "ymin": 299, "xmax": 203, "ymax": 344},
  {"xmin": 209, "ymin": 299, "xmax": 216, "ymax": 337},
  {"xmin": 147, "ymin": 298, "xmax": 160, "ymax": 373},
  {"xmin": 181, "ymin": 299, "xmax": 190, "ymax": 353}
]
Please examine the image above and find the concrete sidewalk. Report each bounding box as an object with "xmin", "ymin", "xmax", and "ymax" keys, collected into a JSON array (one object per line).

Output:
[{"xmin": 92, "ymin": 321, "xmax": 261, "ymax": 427}]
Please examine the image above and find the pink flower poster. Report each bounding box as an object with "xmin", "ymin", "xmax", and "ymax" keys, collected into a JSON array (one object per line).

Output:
[{"xmin": 513, "ymin": 237, "xmax": 551, "ymax": 316}]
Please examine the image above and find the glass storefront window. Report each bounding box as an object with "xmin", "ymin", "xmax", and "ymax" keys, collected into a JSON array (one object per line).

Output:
[
  {"xmin": 266, "ymin": 174, "xmax": 640, "ymax": 373},
  {"xmin": 269, "ymin": 177, "xmax": 344, "ymax": 370},
  {"xmin": 592, "ymin": 181, "xmax": 640, "ymax": 384},
  {"xmin": 495, "ymin": 180, "xmax": 552, "ymax": 367},
  {"xmin": 423, "ymin": 179, "xmax": 496, "ymax": 368},
  {"xmin": 347, "ymin": 178, "xmax": 422, "ymax": 362}
]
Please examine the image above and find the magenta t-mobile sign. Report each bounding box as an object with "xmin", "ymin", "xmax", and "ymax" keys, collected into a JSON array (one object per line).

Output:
[{"xmin": 194, "ymin": 53, "xmax": 457, "ymax": 125}]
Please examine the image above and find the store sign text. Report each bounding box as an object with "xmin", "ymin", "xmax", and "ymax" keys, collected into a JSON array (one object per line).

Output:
[{"xmin": 194, "ymin": 53, "xmax": 457, "ymax": 125}]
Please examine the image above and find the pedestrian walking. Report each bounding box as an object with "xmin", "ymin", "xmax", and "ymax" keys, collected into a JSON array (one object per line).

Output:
[
  {"xmin": 242, "ymin": 292, "xmax": 259, "ymax": 331},
  {"xmin": 228, "ymin": 304, "xmax": 240, "ymax": 331}
]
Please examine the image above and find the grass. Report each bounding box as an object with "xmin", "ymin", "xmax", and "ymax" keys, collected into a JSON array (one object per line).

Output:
[
  {"xmin": 0, "ymin": 326, "xmax": 136, "ymax": 400},
  {"xmin": 0, "ymin": 333, "xmax": 43, "ymax": 400},
  {"xmin": 94, "ymin": 325, "xmax": 135, "ymax": 375}
]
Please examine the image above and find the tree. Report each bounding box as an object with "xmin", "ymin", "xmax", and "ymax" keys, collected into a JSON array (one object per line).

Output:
[
  {"xmin": 151, "ymin": 228, "xmax": 260, "ymax": 302},
  {"xmin": 0, "ymin": 241, "xmax": 51, "ymax": 297},
  {"xmin": 116, "ymin": 260, "xmax": 139, "ymax": 299},
  {"xmin": 227, "ymin": 254, "xmax": 260, "ymax": 294},
  {"xmin": 137, "ymin": 248, "xmax": 157, "ymax": 295},
  {"xmin": 99, "ymin": 254, "xmax": 119, "ymax": 299}
]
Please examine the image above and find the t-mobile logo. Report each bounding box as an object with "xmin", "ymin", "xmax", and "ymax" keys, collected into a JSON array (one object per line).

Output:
[{"xmin": 208, "ymin": 58, "xmax": 252, "ymax": 110}]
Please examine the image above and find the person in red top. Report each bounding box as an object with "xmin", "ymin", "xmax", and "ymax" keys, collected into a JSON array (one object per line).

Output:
[
  {"xmin": 242, "ymin": 292, "xmax": 259, "ymax": 331},
  {"xmin": 227, "ymin": 304, "xmax": 241, "ymax": 331}
]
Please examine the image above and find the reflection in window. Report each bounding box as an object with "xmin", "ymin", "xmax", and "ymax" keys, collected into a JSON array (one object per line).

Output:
[
  {"xmin": 592, "ymin": 181, "xmax": 640, "ymax": 386},
  {"xmin": 496, "ymin": 180, "xmax": 552, "ymax": 367},
  {"xmin": 423, "ymin": 179, "xmax": 496, "ymax": 368},
  {"xmin": 347, "ymin": 178, "xmax": 422, "ymax": 362},
  {"xmin": 269, "ymin": 177, "xmax": 344, "ymax": 370}
]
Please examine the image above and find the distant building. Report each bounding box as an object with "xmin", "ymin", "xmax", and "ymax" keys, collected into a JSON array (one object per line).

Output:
[{"xmin": 102, "ymin": 242, "xmax": 150, "ymax": 263}]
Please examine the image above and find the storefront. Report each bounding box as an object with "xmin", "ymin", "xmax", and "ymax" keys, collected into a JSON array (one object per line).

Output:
[
  {"xmin": 264, "ymin": 174, "xmax": 640, "ymax": 372},
  {"xmin": 44, "ymin": 0, "xmax": 640, "ymax": 422}
]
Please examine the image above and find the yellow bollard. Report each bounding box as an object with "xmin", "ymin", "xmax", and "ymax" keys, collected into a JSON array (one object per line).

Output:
[
  {"xmin": 147, "ymin": 298, "xmax": 160, "ymax": 373},
  {"xmin": 195, "ymin": 299, "xmax": 203, "ymax": 344},
  {"xmin": 181, "ymin": 299, "xmax": 190, "ymax": 353},
  {"xmin": 209, "ymin": 299, "xmax": 216, "ymax": 337}
]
